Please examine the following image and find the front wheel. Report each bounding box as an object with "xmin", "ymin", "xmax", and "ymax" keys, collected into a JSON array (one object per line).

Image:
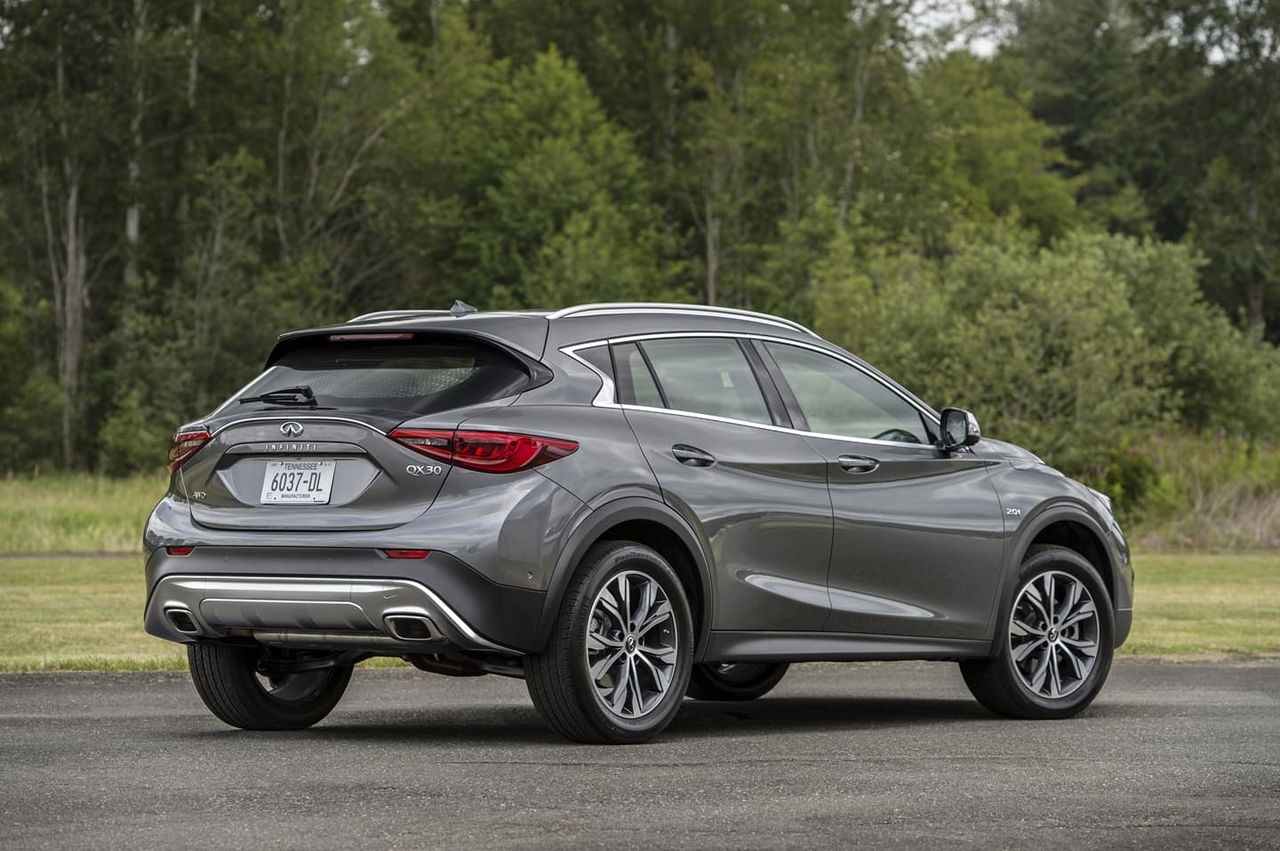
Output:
[
  {"xmin": 187, "ymin": 643, "xmax": 353, "ymax": 730},
  {"xmin": 961, "ymin": 545, "xmax": 1114, "ymax": 719},
  {"xmin": 525, "ymin": 541, "xmax": 693, "ymax": 744},
  {"xmin": 686, "ymin": 662, "xmax": 789, "ymax": 701}
]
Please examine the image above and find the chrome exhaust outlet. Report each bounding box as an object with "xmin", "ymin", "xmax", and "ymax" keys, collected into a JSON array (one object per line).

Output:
[
  {"xmin": 165, "ymin": 607, "xmax": 200, "ymax": 635},
  {"xmin": 384, "ymin": 614, "xmax": 441, "ymax": 641}
]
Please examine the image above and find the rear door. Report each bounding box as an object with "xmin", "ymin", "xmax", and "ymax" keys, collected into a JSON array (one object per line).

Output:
[
  {"xmin": 756, "ymin": 340, "xmax": 1006, "ymax": 640},
  {"xmin": 613, "ymin": 336, "xmax": 832, "ymax": 632},
  {"xmin": 183, "ymin": 334, "xmax": 533, "ymax": 531}
]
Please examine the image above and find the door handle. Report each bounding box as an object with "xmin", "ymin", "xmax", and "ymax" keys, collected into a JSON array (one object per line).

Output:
[
  {"xmin": 672, "ymin": 444, "xmax": 716, "ymax": 467},
  {"xmin": 838, "ymin": 454, "xmax": 879, "ymax": 474}
]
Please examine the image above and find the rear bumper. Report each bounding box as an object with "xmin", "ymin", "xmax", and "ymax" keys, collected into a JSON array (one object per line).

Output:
[
  {"xmin": 146, "ymin": 574, "xmax": 517, "ymax": 655},
  {"xmin": 144, "ymin": 546, "xmax": 545, "ymax": 654}
]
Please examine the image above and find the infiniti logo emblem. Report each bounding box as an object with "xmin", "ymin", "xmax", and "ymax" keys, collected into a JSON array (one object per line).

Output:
[{"xmin": 280, "ymin": 421, "xmax": 304, "ymax": 437}]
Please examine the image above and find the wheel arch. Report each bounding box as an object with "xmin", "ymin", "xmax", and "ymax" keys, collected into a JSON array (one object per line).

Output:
[
  {"xmin": 988, "ymin": 503, "xmax": 1119, "ymax": 654},
  {"xmin": 535, "ymin": 497, "xmax": 714, "ymax": 660}
]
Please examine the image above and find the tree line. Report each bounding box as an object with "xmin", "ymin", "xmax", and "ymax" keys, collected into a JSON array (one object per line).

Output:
[{"xmin": 0, "ymin": 0, "xmax": 1276, "ymax": 485}]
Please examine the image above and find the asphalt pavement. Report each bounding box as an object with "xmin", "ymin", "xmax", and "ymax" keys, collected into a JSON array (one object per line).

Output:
[{"xmin": 2, "ymin": 659, "xmax": 1278, "ymax": 849}]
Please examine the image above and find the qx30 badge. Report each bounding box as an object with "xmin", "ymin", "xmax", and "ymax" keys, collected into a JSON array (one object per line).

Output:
[{"xmin": 279, "ymin": 421, "xmax": 304, "ymax": 437}]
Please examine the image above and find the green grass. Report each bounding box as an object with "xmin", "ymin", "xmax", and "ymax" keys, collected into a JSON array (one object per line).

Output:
[
  {"xmin": 0, "ymin": 556, "xmax": 409, "ymax": 672},
  {"xmin": 0, "ymin": 473, "xmax": 168, "ymax": 553},
  {"xmin": 0, "ymin": 557, "xmax": 186, "ymax": 671},
  {"xmin": 1119, "ymin": 551, "xmax": 1280, "ymax": 656},
  {"xmin": 0, "ymin": 551, "xmax": 1276, "ymax": 672}
]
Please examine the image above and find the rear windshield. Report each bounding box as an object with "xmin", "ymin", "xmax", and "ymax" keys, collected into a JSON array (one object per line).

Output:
[{"xmin": 227, "ymin": 339, "xmax": 531, "ymax": 418}]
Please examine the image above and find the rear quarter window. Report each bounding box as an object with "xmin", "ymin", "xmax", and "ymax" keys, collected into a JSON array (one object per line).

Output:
[{"xmin": 638, "ymin": 337, "xmax": 772, "ymax": 425}]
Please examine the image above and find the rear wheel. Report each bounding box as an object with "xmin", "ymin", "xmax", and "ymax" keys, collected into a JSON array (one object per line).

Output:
[
  {"xmin": 187, "ymin": 643, "xmax": 353, "ymax": 730},
  {"xmin": 961, "ymin": 545, "xmax": 1114, "ymax": 719},
  {"xmin": 686, "ymin": 662, "xmax": 789, "ymax": 701},
  {"xmin": 525, "ymin": 541, "xmax": 693, "ymax": 744}
]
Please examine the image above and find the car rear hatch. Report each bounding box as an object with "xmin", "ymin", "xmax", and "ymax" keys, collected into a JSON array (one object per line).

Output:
[{"xmin": 179, "ymin": 326, "xmax": 549, "ymax": 532}]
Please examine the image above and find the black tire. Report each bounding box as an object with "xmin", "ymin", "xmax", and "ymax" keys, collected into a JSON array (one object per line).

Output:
[
  {"xmin": 686, "ymin": 662, "xmax": 789, "ymax": 701},
  {"xmin": 961, "ymin": 545, "xmax": 1115, "ymax": 719},
  {"xmin": 187, "ymin": 643, "xmax": 353, "ymax": 730},
  {"xmin": 525, "ymin": 541, "xmax": 694, "ymax": 744}
]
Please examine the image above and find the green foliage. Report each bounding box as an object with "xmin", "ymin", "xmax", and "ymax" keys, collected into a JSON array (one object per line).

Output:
[
  {"xmin": 1075, "ymin": 429, "xmax": 1278, "ymax": 548},
  {"xmin": 815, "ymin": 227, "xmax": 1279, "ymax": 484},
  {"xmin": 0, "ymin": 0, "xmax": 1277, "ymax": 490},
  {"xmin": 1091, "ymin": 234, "xmax": 1280, "ymax": 438},
  {"xmin": 0, "ymin": 370, "xmax": 64, "ymax": 476},
  {"xmin": 816, "ymin": 229, "xmax": 1173, "ymax": 475},
  {"xmin": 918, "ymin": 53, "xmax": 1080, "ymax": 240},
  {"xmin": 1008, "ymin": 0, "xmax": 1280, "ymax": 332},
  {"xmin": 0, "ymin": 279, "xmax": 61, "ymax": 474},
  {"xmin": 461, "ymin": 48, "xmax": 664, "ymax": 305},
  {"xmin": 1090, "ymin": 441, "xmax": 1158, "ymax": 524},
  {"xmin": 97, "ymin": 390, "xmax": 174, "ymax": 477}
]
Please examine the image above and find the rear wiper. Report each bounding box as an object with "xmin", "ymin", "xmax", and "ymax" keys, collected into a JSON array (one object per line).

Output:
[{"xmin": 238, "ymin": 385, "xmax": 318, "ymax": 407}]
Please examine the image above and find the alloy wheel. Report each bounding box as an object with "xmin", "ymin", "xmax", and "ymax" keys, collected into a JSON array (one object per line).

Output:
[
  {"xmin": 586, "ymin": 570, "xmax": 679, "ymax": 719},
  {"xmin": 1009, "ymin": 569, "xmax": 1100, "ymax": 699}
]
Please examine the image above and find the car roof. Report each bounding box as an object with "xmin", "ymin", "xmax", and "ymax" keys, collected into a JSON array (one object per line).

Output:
[
  {"xmin": 267, "ymin": 303, "xmax": 938, "ymax": 420},
  {"xmin": 346, "ymin": 303, "xmax": 816, "ymax": 338},
  {"xmin": 275, "ymin": 302, "xmax": 821, "ymax": 360}
]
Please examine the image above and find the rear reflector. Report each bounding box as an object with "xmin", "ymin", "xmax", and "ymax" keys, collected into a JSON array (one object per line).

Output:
[
  {"xmin": 390, "ymin": 429, "xmax": 579, "ymax": 474},
  {"xmin": 167, "ymin": 429, "xmax": 211, "ymax": 471},
  {"xmin": 382, "ymin": 549, "xmax": 430, "ymax": 559},
  {"xmin": 166, "ymin": 545, "xmax": 195, "ymax": 556}
]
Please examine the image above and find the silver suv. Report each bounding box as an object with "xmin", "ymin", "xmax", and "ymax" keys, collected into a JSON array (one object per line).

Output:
[{"xmin": 144, "ymin": 302, "xmax": 1133, "ymax": 743}]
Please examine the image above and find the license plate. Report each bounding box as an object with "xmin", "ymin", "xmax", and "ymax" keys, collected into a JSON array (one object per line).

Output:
[{"xmin": 260, "ymin": 460, "xmax": 336, "ymax": 505}]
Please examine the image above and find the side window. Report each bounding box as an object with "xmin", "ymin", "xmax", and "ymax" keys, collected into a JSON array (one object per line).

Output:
[
  {"xmin": 764, "ymin": 342, "xmax": 929, "ymax": 444},
  {"xmin": 640, "ymin": 337, "xmax": 772, "ymax": 425},
  {"xmin": 611, "ymin": 342, "xmax": 665, "ymax": 408}
]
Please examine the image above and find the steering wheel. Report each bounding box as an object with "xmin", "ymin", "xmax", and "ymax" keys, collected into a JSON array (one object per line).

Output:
[{"xmin": 871, "ymin": 428, "xmax": 922, "ymax": 444}]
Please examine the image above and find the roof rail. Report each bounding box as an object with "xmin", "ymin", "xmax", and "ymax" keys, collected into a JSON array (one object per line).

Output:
[
  {"xmin": 546, "ymin": 302, "xmax": 820, "ymax": 338},
  {"xmin": 347, "ymin": 309, "xmax": 451, "ymax": 323}
]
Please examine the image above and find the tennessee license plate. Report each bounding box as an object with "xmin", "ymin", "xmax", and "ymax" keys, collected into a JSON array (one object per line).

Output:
[{"xmin": 259, "ymin": 460, "xmax": 336, "ymax": 504}]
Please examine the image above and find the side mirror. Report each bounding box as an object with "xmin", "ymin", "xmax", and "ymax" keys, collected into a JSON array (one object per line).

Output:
[{"xmin": 939, "ymin": 407, "xmax": 981, "ymax": 452}]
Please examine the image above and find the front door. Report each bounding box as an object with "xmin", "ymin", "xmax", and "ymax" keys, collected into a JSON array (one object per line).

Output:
[{"xmin": 757, "ymin": 340, "xmax": 1006, "ymax": 640}]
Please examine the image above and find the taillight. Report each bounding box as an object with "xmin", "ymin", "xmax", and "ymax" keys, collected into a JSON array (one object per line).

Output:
[
  {"xmin": 382, "ymin": 549, "xmax": 430, "ymax": 559},
  {"xmin": 390, "ymin": 429, "xmax": 578, "ymax": 473},
  {"xmin": 389, "ymin": 429, "xmax": 454, "ymax": 464},
  {"xmin": 168, "ymin": 429, "xmax": 211, "ymax": 471}
]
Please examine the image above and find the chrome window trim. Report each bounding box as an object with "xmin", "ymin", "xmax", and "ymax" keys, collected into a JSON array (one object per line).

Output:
[
  {"xmin": 548, "ymin": 303, "xmax": 820, "ymax": 338},
  {"xmin": 561, "ymin": 333, "xmax": 942, "ymax": 452}
]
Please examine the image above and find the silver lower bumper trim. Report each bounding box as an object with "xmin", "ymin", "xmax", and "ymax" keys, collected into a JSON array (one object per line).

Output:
[
  {"xmin": 250, "ymin": 629, "xmax": 444, "ymax": 653},
  {"xmin": 147, "ymin": 575, "xmax": 518, "ymax": 655}
]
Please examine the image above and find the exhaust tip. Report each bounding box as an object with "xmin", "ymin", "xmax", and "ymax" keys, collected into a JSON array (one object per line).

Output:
[
  {"xmin": 384, "ymin": 614, "xmax": 439, "ymax": 641},
  {"xmin": 165, "ymin": 608, "xmax": 200, "ymax": 635}
]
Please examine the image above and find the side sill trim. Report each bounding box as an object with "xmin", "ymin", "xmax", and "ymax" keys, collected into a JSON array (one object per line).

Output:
[{"xmin": 703, "ymin": 631, "xmax": 992, "ymax": 663}]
